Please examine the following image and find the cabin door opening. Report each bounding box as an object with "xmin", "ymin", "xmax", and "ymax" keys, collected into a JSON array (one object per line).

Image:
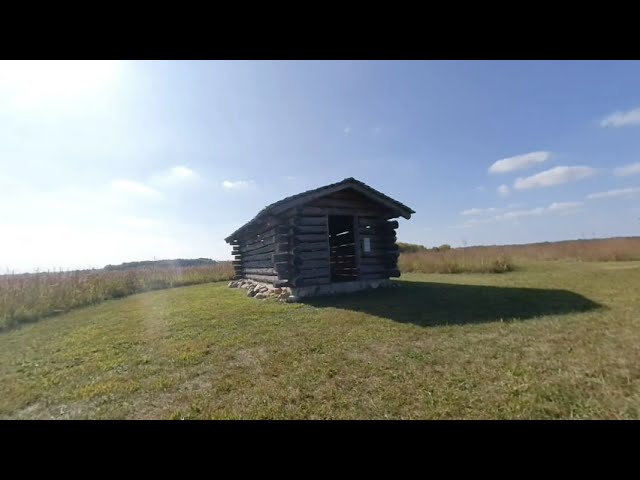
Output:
[{"xmin": 328, "ymin": 215, "xmax": 358, "ymax": 282}]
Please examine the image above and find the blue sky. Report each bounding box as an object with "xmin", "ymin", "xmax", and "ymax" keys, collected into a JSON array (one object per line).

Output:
[{"xmin": 1, "ymin": 60, "xmax": 640, "ymax": 272}]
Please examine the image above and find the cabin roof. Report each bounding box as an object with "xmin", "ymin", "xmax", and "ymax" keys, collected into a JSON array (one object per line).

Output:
[{"xmin": 225, "ymin": 177, "xmax": 415, "ymax": 243}]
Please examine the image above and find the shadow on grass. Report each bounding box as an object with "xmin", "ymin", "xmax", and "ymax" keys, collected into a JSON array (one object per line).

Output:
[{"xmin": 301, "ymin": 280, "xmax": 602, "ymax": 327}]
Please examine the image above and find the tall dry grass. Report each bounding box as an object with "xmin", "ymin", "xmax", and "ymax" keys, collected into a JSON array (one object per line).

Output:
[
  {"xmin": 398, "ymin": 237, "xmax": 640, "ymax": 275},
  {"xmin": 399, "ymin": 249, "xmax": 514, "ymax": 274},
  {"xmin": 0, "ymin": 263, "xmax": 234, "ymax": 330}
]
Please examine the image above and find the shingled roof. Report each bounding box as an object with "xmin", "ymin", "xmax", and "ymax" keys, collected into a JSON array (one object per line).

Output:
[{"xmin": 224, "ymin": 177, "xmax": 415, "ymax": 243}]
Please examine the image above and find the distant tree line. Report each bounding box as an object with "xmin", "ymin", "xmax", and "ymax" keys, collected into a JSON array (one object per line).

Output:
[
  {"xmin": 103, "ymin": 258, "xmax": 218, "ymax": 271},
  {"xmin": 397, "ymin": 242, "xmax": 452, "ymax": 253}
]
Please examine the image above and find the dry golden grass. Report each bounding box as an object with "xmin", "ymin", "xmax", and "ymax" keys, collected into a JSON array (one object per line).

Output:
[
  {"xmin": 398, "ymin": 237, "xmax": 640, "ymax": 274},
  {"xmin": 0, "ymin": 263, "xmax": 234, "ymax": 331},
  {"xmin": 2, "ymin": 261, "xmax": 638, "ymax": 419}
]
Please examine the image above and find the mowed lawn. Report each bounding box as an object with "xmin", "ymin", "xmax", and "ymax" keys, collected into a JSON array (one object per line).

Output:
[{"xmin": 1, "ymin": 261, "xmax": 639, "ymax": 419}]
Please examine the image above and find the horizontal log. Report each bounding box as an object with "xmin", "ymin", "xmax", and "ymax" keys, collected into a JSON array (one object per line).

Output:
[
  {"xmin": 272, "ymin": 252, "xmax": 292, "ymax": 264},
  {"xmin": 241, "ymin": 268, "xmax": 277, "ymax": 275},
  {"xmin": 274, "ymin": 279, "xmax": 290, "ymax": 288},
  {"xmin": 238, "ymin": 242, "xmax": 280, "ymax": 257},
  {"xmin": 274, "ymin": 261, "xmax": 292, "ymax": 273},
  {"xmin": 291, "ymin": 276, "xmax": 331, "ymax": 287},
  {"xmin": 359, "ymin": 218, "xmax": 399, "ymax": 229},
  {"xmin": 292, "ymin": 216, "xmax": 326, "ymax": 226},
  {"xmin": 292, "ymin": 242, "xmax": 329, "ymax": 253},
  {"xmin": 298, "ymin": 206, "xmax": 326, "ymax": 216},
  {"xmin": 309, "ymin": 197, "xmax": 383, "ymax": 210},
  {"xmin": 293, "ymin": 225, "xmax": 327, "ymax": 234},
  {"xmin": 239, "ymin": 259, "xmax": 274, "ymax": 269},
  {"xmin": 359, "ymin": 230, "xmax": 397, "ymax": 239},
  {"xmin": 325, "ymin": 207, "xmax": 391, "ymax": 217},
  {"xmin": 296, "ymin": 259, "xmax": 329, "ymax": 269},
  {"xmin": 296, "ymin": 267, "xmax": 330, "ymax": 279},
  {"xmin": 294, "ymin": 251, "xmax": 329, "ymax": 262},
  {"xmin": 359, "ymin": 256, "xmax": 398, "ymax": 266},
  {"xmin": 294, "ymin": 233, "xmax": 327, "ymax": 243},
  {"xmin": 236, "ymin": 219, "xmax": 286, "ymax": 242},
  {"xmin": 244, "ymin": 274, "xmax": 279, "ymax": 284},
  {"xmin": 359, "ymin": 264, "xmax": 394, "ymax": 274},
  {"xmin": 361, "ymin": 250, "xmax": 400, "ymax": 258},
  {"xmin": 359, "ymin": 225, "xmax": 396, "ymax": 234},
  {"xmin": 239, "ymin": 233, "xmax": 288, "ymax": 252},
  {"xmin": 240, "ymin": 251, "xmax": 274, "ymax": 262}
]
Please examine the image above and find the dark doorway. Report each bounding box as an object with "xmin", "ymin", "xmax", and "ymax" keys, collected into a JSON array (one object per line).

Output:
[{"xmin": 328, "ymin": 215, "xmax": 358, "ymax": 282}]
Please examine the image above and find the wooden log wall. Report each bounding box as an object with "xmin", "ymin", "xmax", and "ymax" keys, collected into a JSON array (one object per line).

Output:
[
  {"xmin": 231, "ymin": 221, "xmax": 290, "ymax": 284},
  {"xmin": 286, "ymin": 208, "xmax": 331, "ymax": 287},
  {"xmin": 358, "ymin": 216, "xmax": 401, "ymax": 279},
  {"xmin": 230, "ymin": 189, "xmax": 403, "ymax": 287}
]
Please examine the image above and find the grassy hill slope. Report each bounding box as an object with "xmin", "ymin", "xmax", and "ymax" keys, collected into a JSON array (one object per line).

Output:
[{"xmin": 1, "ymin": 261, "xmax": 639, "ymax": 419}]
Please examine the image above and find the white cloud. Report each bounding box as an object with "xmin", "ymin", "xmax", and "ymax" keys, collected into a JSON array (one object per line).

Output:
[
  {"xmin": 461, "ymin": 207, "xmax": 496, "ymax": 216},
  {"xmin": 458, "ymin": 201, "xmax": 582, "ymax": 227},
  {"xmin": 460, "ymin": 203, "xmax": 524, "ymax": 216},
  {"xmin": 600, "ymin": 107, "xmax": 640, "ymax": 128},
  {"xmin": 613, "ymin": 162, "xmax": 640, "ymax": 177},
  {"xmin": 489, "ymin": 151, "xmax": 551, "ymax": 174},
  {"xmin": 587, "ymin": 187, "xmax": 640, "ymax": 200},
  {"xmin": 497, "ymin": 184, "xmax": 510, "ymax": 196},
  {"xmin": 222, "ymin": 180, "xmax": 254, "ymax": 190},
  {"xmin": 496, "ymin": 207, "xmax": 545, "ymax": 221},
  {"xmin": 343, "ymin": 126, "xmax": 351, "ymax": 135},
  {"xmin": 111, "ymin": 179, "xmax": 161, "ymax": 199},
  {"xmin": 547, "ymin": 201, "xmax": 584, "ymax": 214},
  {"xmin": 151, "ymin": 165, "xmax": 200, "ymax": 186},
  {"xmin": 514, "ymin": 166, "xmax": 597, "ymax": 190}
]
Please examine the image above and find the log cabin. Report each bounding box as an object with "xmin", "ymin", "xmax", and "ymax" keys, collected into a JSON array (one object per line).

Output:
[{"xmin": 224, "ymin": 177, "xmax": 415, "ymax": 297}]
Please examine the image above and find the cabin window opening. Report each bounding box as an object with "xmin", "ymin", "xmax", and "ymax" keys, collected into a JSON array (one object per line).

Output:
[
  {"xmin": 328, "ymin": 215, "xmax": 358, "ymax": 283},
  {"xmin": 363, "ymin": 237, "xmax": 371, "ymax": 253}
]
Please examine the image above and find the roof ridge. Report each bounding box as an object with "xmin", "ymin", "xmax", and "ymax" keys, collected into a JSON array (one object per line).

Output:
[{"xmin": 225, "ymin": 177, "xmax": 414, "ymax": 242}]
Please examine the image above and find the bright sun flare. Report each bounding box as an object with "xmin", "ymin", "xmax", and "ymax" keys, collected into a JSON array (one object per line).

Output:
[{"xmin": 0, "ymin": 60, "xmax": 122, "ymax": 108}]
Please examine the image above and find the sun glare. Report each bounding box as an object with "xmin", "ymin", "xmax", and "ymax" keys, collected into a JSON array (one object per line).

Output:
[{"xmin": 0, "ymin": 60, "xmax": 122, "ymax": 108}]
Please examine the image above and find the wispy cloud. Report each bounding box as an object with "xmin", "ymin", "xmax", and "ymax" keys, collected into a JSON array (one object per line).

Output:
[
  {"xmin": 475, "ymin": 186, "xmax": 486, "ymax": 192},
  {"xmin": 151, "ymin": 165, "xmax": 200, "ymax": 186},
  {"xmin": 111, "ymin": 179, "xmax": 161, "ymax": 199},
  {"xmin": 497, "ymin": 184, "xmax": 510, "ymax": 196},
  {"xmin": 458, "ymin": 201, "xmax": 582, "ymax": 227},
  {"xmin": 460, "ymin": 203, "xmax": 524, "ymax": 216},
  {"xmin": 488, "ymin": 151, "xmax": 551, "ymax": 174},
  {"xmin": 547, "ymin": 201, "xmax": 584, "ymax": 214},
  {"xmin": 222, "ymin": 180, "xmax": 254, "ymax": 190},
  {"xmin": 343, "ymin": 125, "xmax": 351, "ymax": 135},
  {"xmin": 514, "ymin": 166, "xmax": 597, "ymax": 190},
  {"xmin": 613, "ymin": 162, "xmax": 640, "ymax": 177},
  {"xmin": 600, "ymin": 107, "xmax": 640, "ymax": 128},
  {"xmin": 587, "ymin": 187, "xmax": 640, "ymax": 200},
  {"xmin": 461, "ymin": 207, "xmax": 496, "ymax": 216}
]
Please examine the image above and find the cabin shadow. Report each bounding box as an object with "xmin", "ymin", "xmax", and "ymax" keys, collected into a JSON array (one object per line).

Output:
[{"xmin": 300, "ymin": 280, "xmax": 602, "ymax": 327}]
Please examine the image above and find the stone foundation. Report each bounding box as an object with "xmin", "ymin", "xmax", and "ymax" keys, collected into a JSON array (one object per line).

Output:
[
  {"xmin": 228, "ymin": 278, "xmax": 399, "ymax": 302},
  {"xmin": 228, "ymin": 279, "xmax": 294, "ymax": 302}
]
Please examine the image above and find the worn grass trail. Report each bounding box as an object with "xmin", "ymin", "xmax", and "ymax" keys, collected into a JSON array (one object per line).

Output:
[{"xmin": 1, "ymin": 261, "xmax": 639, "ymax": 419}]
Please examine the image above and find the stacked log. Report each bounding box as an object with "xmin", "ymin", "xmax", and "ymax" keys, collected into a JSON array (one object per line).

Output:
[{"xmin": 358, "ymin": 217, "xmax": 401, "ymax": 279}]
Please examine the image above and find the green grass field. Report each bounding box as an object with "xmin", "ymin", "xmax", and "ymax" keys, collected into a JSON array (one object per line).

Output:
[{"xmin": 1, "ymin": 260, "xmax": 639, "ymax": 419}]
